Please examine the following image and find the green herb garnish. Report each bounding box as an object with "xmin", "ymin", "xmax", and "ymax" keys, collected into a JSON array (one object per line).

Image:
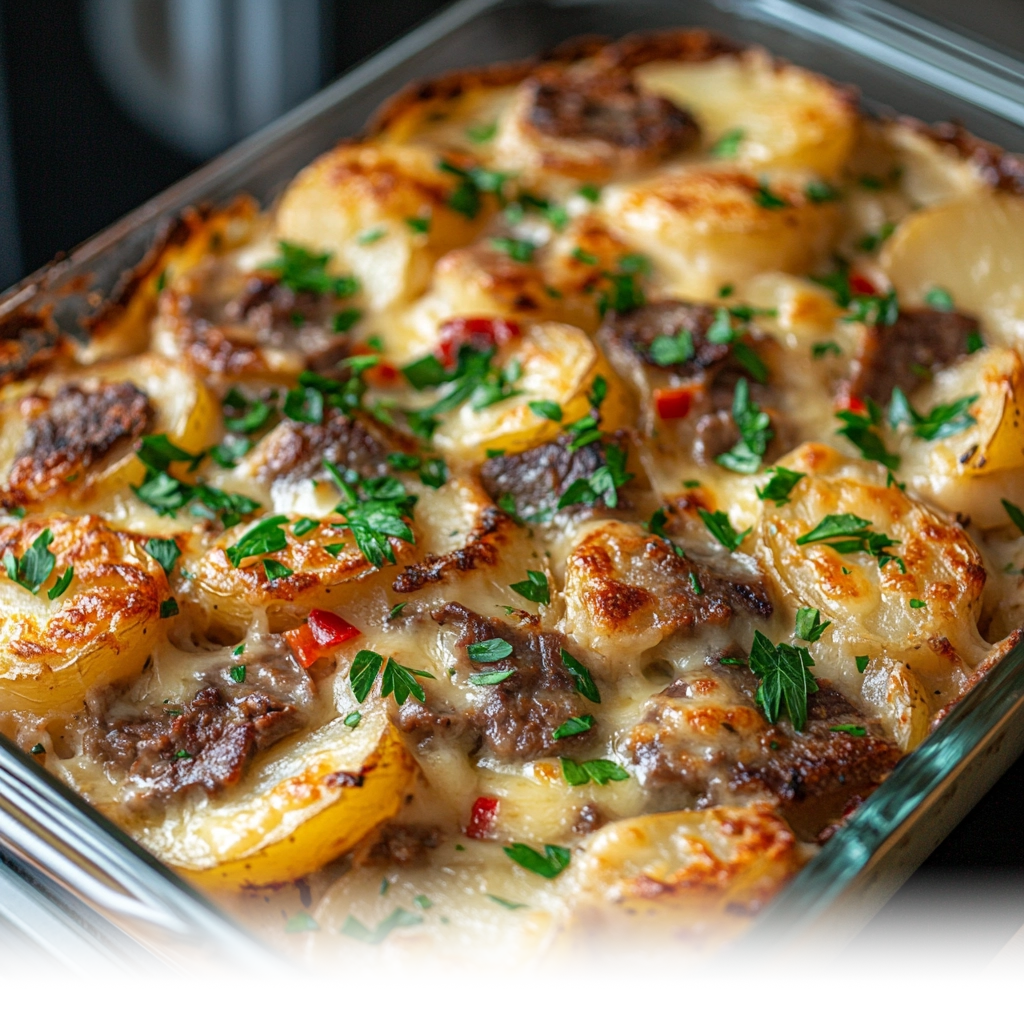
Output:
[{"xmin": 503, "ymin": 843, "xmax": 570, "ymax": 879}]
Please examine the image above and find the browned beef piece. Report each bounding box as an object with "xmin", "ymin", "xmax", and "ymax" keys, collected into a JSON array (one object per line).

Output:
[
  {"xmin": 478, "ymin": 433, "xmax": 622, "ymax": 523},
  {"xmin": 362, "ymin": 823, "xmax": 443, "ymax": 867},
  {"xmin": 255, "ymin": 408, "xmax": 391, "ymax": 486},
  {"xmin": 527, "ymin": 68, "xmax": 699, "ymax": 157},
  {"xmin": 432, "ymin": 602, "xmax": 595, "ymax": 760},
  {"xmin": 94, "ymin": 687, "xmax": 303, "ymax": 808},
  {"xmin": 597, "ymin": 300, "xmax": 788, "ymax": 466},
  {"xmin": 8, "ymin": 382, "xmax": 152, "ymax": 502},
  {"xmin": 628, "ymin": 673, "xmax": 900, "ymax": 831},
  {"xmin": 845, "ymin": 308, "xmax": 981, "ymax": 404},
  {"xmin": 598, "ymin": 300, "xmax": 737, "ymax": 375}
]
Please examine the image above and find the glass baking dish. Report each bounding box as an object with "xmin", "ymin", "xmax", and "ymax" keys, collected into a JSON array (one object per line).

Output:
[{"xmin": 3, "ymin": 0, "xmax": 1024, "ymax": 965}]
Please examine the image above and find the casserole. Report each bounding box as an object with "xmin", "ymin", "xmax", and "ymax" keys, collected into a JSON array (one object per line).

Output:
[{"xmin": 2, "ymin": 0, "xmax": 1024, "ymax": 987}]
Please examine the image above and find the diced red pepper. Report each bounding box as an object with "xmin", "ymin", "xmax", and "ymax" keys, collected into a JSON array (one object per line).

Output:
[
  {"xmin": 436, "ymin": 317, "xmax": 521, "ymax": 367},
  {"xmin": 654, "ymin": 385, "xmax": 697, "ymax": 420},
  {"xmin": 849, "ymin": 273, "xmax": 877, "ymax": 296},
  {"xmin": 285, "ymin": 610, "xmax": 361, "ymax": 668},
  {"xmin": 365, "ymin": 361, "xmax": 399, "ymax": 387},
  {"xmin": 465, "ymin": 795, "xmax": 500, "ymax": 839},
  {"xmin": 836, "ymin": 392, "xmax": 867, "ymax": 416}
]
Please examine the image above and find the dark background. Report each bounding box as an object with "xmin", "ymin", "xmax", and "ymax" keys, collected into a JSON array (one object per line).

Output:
[{"xmin": 0, "ymin": 0, "xmax": 1022, "ymax": 931}]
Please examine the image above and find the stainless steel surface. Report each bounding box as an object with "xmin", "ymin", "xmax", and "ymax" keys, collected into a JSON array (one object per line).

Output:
[{"xmin": 3, "ymin": 0, "xmax": 1024, "ymax": 963}]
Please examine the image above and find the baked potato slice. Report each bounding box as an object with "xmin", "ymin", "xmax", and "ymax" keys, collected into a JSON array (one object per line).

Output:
[
  {"xmin": 600, "ymin": 166, "xmax": 840, "ymax": 301},
  {"xmin": 0, "ymin": 515, "xmax": 171, "ymax": 713},
  {"xmin": 562, "ymin": 803, "xmax": 807, "ymax": 943},
  {"xmin": 303, "ymin": 831, "xmax": 581, "ymax": 991},
  {"xmin": 275, "ymin": 142, "xmax": 491, "ymax": 311},
  {"xmin": 137, "ymin": 705, "xmax": 414, "ymax": 889},
  {"xmin": 634, "ymin": 48, "xmax": 857, "ymax": 177}
]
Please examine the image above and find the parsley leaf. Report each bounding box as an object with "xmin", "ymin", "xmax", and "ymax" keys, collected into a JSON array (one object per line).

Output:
[
  {"xmin": 754, "ymin": 178, "xmax": 789, "ymax": 209},
  {"xmin": 510, "ymin": 570, "xmax": 549, "ymax": 604},
  {"xmin": 925, "ymin": 286, "xmax": 955, "ymax": 312},
  {"xmin": 160, "ymin": 598, "xmax": 179, "ymax": 618},
  {"xmin": 1003, "ymin": 499, "xmax": 1024, "ymax": 535},
  {"xmin": 47, "ymin": 566, "xmax": 73, "ymax": 600},
  {"xmin": 812, "ymin": 341, "xmax": 842, "ymax": 359},
  {"xmin": 749, "ymin": 630, "xmax": 819, "ymax": 731},
  {"xmin": 835, "ymin": 400, "xmax": 900, "ymax": 470},
  {"xmin": 225, "ymin": 515, "xmax": 289, "ymax": 567},
  {"xmin": 490, "ymin": 237, "xmax": 536, "ymax": 263},
  {"xmin": 467, "ymin": 638, "xmax": 513, "ymax": 662},
  {"xmin": 341, "ymin": 907, "xmax": 423, "ymax": 944},
  {"xmin": 888, "ymin": 387, "xmax": 978, "ymax": 441},
  {"xmin": 145, "ymin": 537, "xmax": 181, "ymax": 575},
  {"xmin": 795, "ymin": 607, "xmax": 831, "ymax": 643},
  {"xmin": 698, "ymin": 508, "xmax": 750, "ymax": 551},
  {"xmin": 350, "ymin": 650, "xmax": 385, "ymax": 702},
  {"xmin": 381, "ymin": 659, "xmax": 427, "ymax": 705},
  {"xmin": 209, "ymin": 435, "xmax": 251, "ymax": 469},
  {"xmin": 466, "ymin": 122, "xmax": 497, "ymax": 143},
  {"xmin": 711, "ymin": 127, "xmax": 744, "ymax": 158},
  {"xmin": 649, "ymin": 329, "xmax": 695, "ymax": 366},
  {"xmin": 263, "ymin": 558, "xmax": 293, "ymax": 581},
  {"xmin": 830, "ymin": 723, "xmax": 867, "ymax": 736},
  {"xmin": 560, "ymin": 757, "xmax": 629, "ymax": 786},
  {"xmin": 552, "ymin": 715, "xmax": 595, "ymax": 740},
  {"xmin": 557, "ymin": 443, "xmax": 632, "ymax": 510},
  {"xmin": 326, "ymin": 462, "xmax": 416, "ymax": 568},
  {"xmin": 716, "ymin": 378, "xmax": 773, "ymax": 474},
  {"xmin": 797, "ymin": 513, "xmax": 905, "ymax": 573},
  {"xmin": 806, "ymin": 180, "xmax": 841, "ymax": 203},
  {"xmin": 966, "ymin": 331, "xmax": 985, "ymax": 354},
  {"xmin": 419, "ymin": 458, "xmax": 448, "ymax": 489},
  {"xmin": 263, "ymin": 241, "xmax": 358, "ymax": 297},
  {"xmin": 468, "ymin": 669, "xmax": 516, "ymax": 686},
  {"xmin": 3, "ymin": 528, "xmax": 55, "ymax": 594},
  {"xmin": 560, "ymin": 649, "xmax": 600, "ymax": 703},
  {"xmin": 856, "ymin": 655, "xmax": 870, "ymax": 672},
  {"xmin": 528, "ymin": 400, "xmax": 562, "ymax": 422},
  {"xmin": 756, "ymin": 466, "xmax": 805, "ymax": 505},
  {"xmin": 284, "ymin": 912, "xmax": 319, "ymax": 933},
  {"xmin": 503, "ymin": 843, "xmax": 570, "ymax": 879}
]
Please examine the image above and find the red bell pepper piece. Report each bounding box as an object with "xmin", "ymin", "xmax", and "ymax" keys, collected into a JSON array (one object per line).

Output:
[
  {"xmin": 436, "ymin": 317, "xmax": 521, "ymax": 366},
  {"xmin": 465, "ymin": 795, "xmax": 500, "ymax": 839},
  {"xmin": 285, "ymin": 609, "xmax": 360, "ymax": 669},
  {"xmin": 849, "ymin": 273, "xmax": 877, "ymax": 296},
  {"xmin": 654, "ymin": 385, "xmax": 696, "ymax": 420}
]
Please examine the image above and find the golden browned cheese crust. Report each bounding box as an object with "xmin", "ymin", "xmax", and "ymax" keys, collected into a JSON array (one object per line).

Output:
[{"xmin": 1, "ymin": 26, "xmax": 1022, "ymax": 960}]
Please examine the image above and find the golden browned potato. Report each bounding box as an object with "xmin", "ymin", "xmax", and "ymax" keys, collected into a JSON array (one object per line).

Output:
[
  {"xmin": 275, "ymin": 142, "xmax": 492, "ymax": 311},
  {"xmin": 0, "ymin": 515, "xmax": 171, "ymax": 713}
]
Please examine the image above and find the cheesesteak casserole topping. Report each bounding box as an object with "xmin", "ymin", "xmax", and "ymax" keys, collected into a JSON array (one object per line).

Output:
[{"xmin": 3, "ymin": 28, "xmax": 1024, "ymax": 959}]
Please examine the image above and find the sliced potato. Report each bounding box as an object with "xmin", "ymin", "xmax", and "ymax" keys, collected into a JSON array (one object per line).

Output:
[
  {"xmin": 635, "ymin": 49, "xmax": 856, "ymax": 177},
  {"xmin": 275, "ymin": 142, "xmax": 490, "ymax": 311},
  {"xmin": 881, "ymin": 190, "xmax": 1024, "ymax": 345},
  {"xmin": 303, "ymin": 831, "xmax": 577, "ymax": 991},
  {"xmin": 600, "ymin": 166, "xmax": 840, "ymax": 301},
  {"xmin": 0, "ymin": 515, "xmax": 171, "ymax": 713},
  {"xmin": 562, "ymin": 803, "xmax": 807, "ymax": 943},
  {"xmin": 427, "ymin": 322, "xmax": 627, "ymax": 459},
  {"xmin": 861, "ymin": 657, "xmax": 930, "ymax": 752},
  {"xmin": 0, "ymin": 355, "xmax": 217, "ymax": 512},
  {"xmin": 134, "ymin": 706, "xmax": 414, "ymax": 889},
  {"xmin": 755, "ymin": 444, "xmax": 989, "ymax": 688}
]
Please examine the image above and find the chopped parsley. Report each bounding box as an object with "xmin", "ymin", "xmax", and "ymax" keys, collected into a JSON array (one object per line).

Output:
[
  {"xmin": 795, "ymin": 607, "xmax": 831, "ymax": 643},
  {"xmin": 909, "ymin": 598, "xmax": 927, "ymax": 609},
  {"xmin": 47, "ymin": 566, "xmax": 73, "ymax": 600},
  {"xmin": 698, "ymin": 508, "xmax": 750, "ymax": 552},
  {"xmin": 888, "ymin": 387, "xmax": 978, "ymax": 441},
  {"xmin": 405, "ymin": 215, "xmax": 431, "ymax": 234},
  {"xmin": 341, "ymin": 907, "xmax": 423, "ymax": 944},
  {"xmin": 812, "ymin": 341, "xmax": 842, "ymax": 359},
  {"xmin": 145, "ymin": 537, "xmax": 181, "ymax": 575},
  {"xmin": 263, "ymin": 241, "xmax": 358, "ymax": 297},
  {"xmin": 503, "ymin": 842, "xmax": 570, "ymax": 879},
  {"xmin": 225, "ymin": 515, "xmax": 289, "ymax": 567},
  {"xmin": 856, "ymin": 221, "xmax": 895, "ymax": 253},
  {"xmin": 325, "ymin": 462, "xmax": 416, "ymax": 568},
  {"xmin": 467, "ymin": 638, "xmax": 513, "ymax": 662},
  {"xmin": 389, "ymin": 602, "xmax": 407, "ymax": 620},
  {"xmin": 649, "ymin": 328, "xmax": 694, "ymax": 366},
  {"xmin": 835, "ymin": 399, "xmax": 900, "ymax": 470},
  {"xmin": 756, "ymin": 466, "xmax": 805, "ymax": 506},
  {"xmin": 797, "ymin": 513, "xmax": 905, "ymax": 573},
  {"xmin": 510, "ymin": 570, "xmax": 549, "ymax": 604},
  {"xmin": 577, "ymin": 183, "xmax": 601, "ymax": 202},
  {"xmin": 419, "ymin": 458, "xmax": 448, "ymax": 490},
  {"xmin": 230, "ymin": 664, "xmax": 246, "ymax": 684},
  {"xmin": 3, "ymin": 528, "xmax": 55, "ymax": 594},
  {"xmin": 571, "ymin": 246, "xmax": 598, "ymax": 265},
  {"xmin": 754, "ymin": 178, "xmax": 789, "ymax": 209},
  {"xmin": 284, "ymin": 912, "xmax": 319, "ymax": 933},
  {"xmin": 749, "ymin": 630, "xmax": 819, "ymax": 732},
  {"xmin": 160, "ymin": 598, "xmax": 179, "ymax": 618},
  {"xmin": 830, "ymin": 724, "xmax": 867, "ymax": 736},
  {"xmin": 716, "ymin": 378, "xmax": 773, "ymax": 474},
  {"xmin": 1002, "ymin": 499, "xmax": 1024, "ymax": 535},
  {"xmin": 357, "ymin": 227, "xmax": 387, "ymax": 246},
  {"xmin": 560, "ymin": 757, "xmax": 629, "ymax": 786},
  {"xmin": 551, "ymin": 715, "xmax": 595, "ymax": 740},
  {"xmin": 30, "ymin": 743, "xmax": 44, "ymax": 755},
  {"xmin": 263, "ymin": 558, "xmax": 293, "ymax": 581},
  {"xmin": 344, "ymin": 711, "xmax": 361, "ymax": 728},
  {"xmin": 333, "ymin": 308, "xmax": 362, "ymax": 333},
  {"xmin": 806, "ymin": 180, "xmax": 841, "ymax": 203},
  {"xmin": 557, "ymin": 443, "xmax": 632, "ymax": 510},
  {"xmin": 966, "ymin": 331, "xmax": 985, "ymax": 354},
  {"xmin": 292, "ymin": 517, "xmax": 319, "ymax": 538},
  {"xmin": 528, "ymin": 400, "xmax": 563, "ymax": 422},
  {"xmin": 209, "ymin": 435, "xmax": 251, "ymax": 469},
  {"xmin": 438, "ymin": 159, "xmax": 508, "ymax": 218},
  {"xmin": 490, "ymin": 237, "xmax": 537, "ymax": 263},
  {"xmin": 349, "ymin": 650, "xmax": 430, "ymax": 706},
  {"xmin": 711, "ymin": 127, "xmax": 744, "ymax": 158},
  {"xmin": 468, "ymin": 669, "xmax": 516, "ymax": 686},
  {"xmin": 223, "ymin": 390, "xmax": 273, "ymax": 433},
  {"xmin": 856, "ymin": 655, "xmax": 870, "ymax": 672},
  {"xmin": 560, "ymin": 649, "xmax": 600, "ymax": 703},
  {"xmin": 466, "ymin": 122, "xmax": 497, "ymax": 143},
  {"xmin": 488, "ymin": 895, "xmax": 527, "ymax": 910},
  {"xmin": 925, "ymin": 286, "xmax": 955, "ymax": 312}
]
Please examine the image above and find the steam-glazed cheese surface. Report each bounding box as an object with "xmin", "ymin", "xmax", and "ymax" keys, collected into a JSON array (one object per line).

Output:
[{"xmin": 3, "ymin": 28, "xmax": 1024, "ymax": 958}]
